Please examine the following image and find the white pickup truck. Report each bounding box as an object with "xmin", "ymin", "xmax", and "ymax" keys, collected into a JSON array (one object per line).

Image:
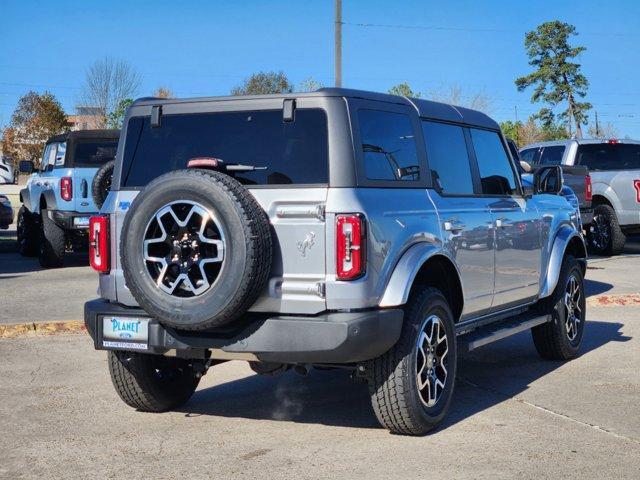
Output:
[{"xmin": 522, "ymin": 138, "xmax": 640, "ymax": 255}]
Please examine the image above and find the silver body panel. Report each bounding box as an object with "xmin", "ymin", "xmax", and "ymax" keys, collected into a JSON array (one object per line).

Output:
[{"xmin": 97, "ymin": 89, "xmax": 585, "ymax": 327}]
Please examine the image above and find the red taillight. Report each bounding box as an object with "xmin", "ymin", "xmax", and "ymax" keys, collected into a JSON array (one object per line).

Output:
[
  {"xmin": 585, "ymin": 175, "xmax": 593, "ymax": 202},
  {"xmin": 634, "ymin": 180, "xmax": 640, "ymax": 203},
  {"xmin": 336, "ymin": 214, "xmax": 366, "ymax": 281},
  {"xmin": 89, "ymin": 215, "xmax": 109, "ymax": 272},
  {"xmin": 608, "ymin": 138, "xmax": 619, "ymax": 144},
  {"xmin": 60, "ymin": 177, "xmax": 72, "ymax": 201}
]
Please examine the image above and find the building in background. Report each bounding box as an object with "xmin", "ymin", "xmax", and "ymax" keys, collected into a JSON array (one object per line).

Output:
[{"xmin": 67, "ymin": 106, "xmax": 104, "ymax": 131}]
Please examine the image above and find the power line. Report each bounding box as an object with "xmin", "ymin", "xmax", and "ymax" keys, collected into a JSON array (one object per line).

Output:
[{"xmin": 341, "ymin": 21, "xmax": 638, "ymax": 38}]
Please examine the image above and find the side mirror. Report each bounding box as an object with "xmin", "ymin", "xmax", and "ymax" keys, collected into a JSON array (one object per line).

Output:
[
  {"xmin": 19, "ymin": 160, "xmax": 34, "ymax": 174},
  {"xmin": 534, "ymin": 165, "xmax": 563, "ymax": 195},
  {"xmin": 519, "ymin": 160, "xmax": 532, "ymax": 173}
]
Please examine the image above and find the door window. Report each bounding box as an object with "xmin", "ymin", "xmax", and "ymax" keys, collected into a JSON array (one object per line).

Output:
[
  {"xmin": 358, "ymin": 109, "xmax": 420, "ymax": 181},
  {"xmin": 519, "ymin": 148, "xmax": 538, "ymax": 165},
  {"xmin": 470, "ymin": 129, "xmax": 518, "ymax": 196},
  {"xmin": 422, "ymin": 121, "xmax": 474, "ymax": 195}
]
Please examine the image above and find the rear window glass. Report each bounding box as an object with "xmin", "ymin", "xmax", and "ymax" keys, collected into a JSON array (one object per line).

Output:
[
  {"xmin": 74, "ymin": 141, "xmax": 118, "ymax": 167},
  {"xmin": 358, "ymin": 109, "xmax": 420, "ymax": 182},
  {"xmin": 577, "ymin": 144, "xmax": 640, "ymax": 171},
  {"xmin": 539, "ymin": 146, "xmax": 565, "ymax": 165},
  {"xmin": 122, "ymin": 109, "xmax": 328, "ymax": 187}
]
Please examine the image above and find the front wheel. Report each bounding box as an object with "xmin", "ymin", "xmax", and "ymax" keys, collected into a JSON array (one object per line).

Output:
[
  {"xmin": 367, "ymin": 287, "xmax": 457, "ymax": 435},
  {"xmin": 532, "ymin": 255, "xmax": 586, "ymax": 360},
  {"xmin": 108, "ymin": 351, "xmax": 201, "ymax": 412}
]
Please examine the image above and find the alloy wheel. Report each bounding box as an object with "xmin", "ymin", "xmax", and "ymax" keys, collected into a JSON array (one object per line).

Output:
[
  {"xmin": 564, "ymin": 274, "xmax": 583, "ymax": 342},
  {"xmin": 415, "ymin": 314, "xmax": 449, "ymax": 408},
  {"xmin": 589, "ymin": 214, "xmax": 610, "ymax": 251},
  {"xmin": 143, "ymin": 200, "xmax": 225, "ymax": 297}
]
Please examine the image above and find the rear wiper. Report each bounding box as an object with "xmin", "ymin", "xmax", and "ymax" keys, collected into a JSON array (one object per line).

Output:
[{"xmin": 225, "ymin": 164, "xmax": 268, "ymax": 172}]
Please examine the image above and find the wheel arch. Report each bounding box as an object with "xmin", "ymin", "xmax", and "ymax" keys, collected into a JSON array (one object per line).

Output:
[
  {"xmin": 540, "ymin": 225, "xmax": 587, "ymax": 299},
  {"xmin": 379, "ymin": 243, "xmax": 464, "ymax": 322}
]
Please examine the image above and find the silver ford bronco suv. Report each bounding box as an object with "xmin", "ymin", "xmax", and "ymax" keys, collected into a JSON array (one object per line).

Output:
[{"xmin": 84, "ymin": 89, "xmax": 587, "ymax": 435}]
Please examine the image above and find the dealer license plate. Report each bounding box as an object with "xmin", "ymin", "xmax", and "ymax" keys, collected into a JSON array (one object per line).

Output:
[{"xmin": 102, "ymin": 316, "xmax": 149, "ymax": 350}]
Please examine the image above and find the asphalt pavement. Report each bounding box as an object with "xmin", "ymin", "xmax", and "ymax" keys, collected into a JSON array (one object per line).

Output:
[{"xmin": 0, "ymin": 239, "xmax": 639, "ymax": 478}]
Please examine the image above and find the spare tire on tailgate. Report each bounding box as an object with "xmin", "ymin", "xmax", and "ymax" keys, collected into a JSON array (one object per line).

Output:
[
  {"xmin": 92, "ymin": 159, "xmax": 115, "ymax": 209},
  {"xmin": 120, "ymin": 169, "xmax": 272, "ymax": 331}
]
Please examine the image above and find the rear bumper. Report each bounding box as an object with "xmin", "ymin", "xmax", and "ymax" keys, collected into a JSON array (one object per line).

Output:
[
  {"xmin": 84, "ymin": 299, "xmax": 404, "ymax": 364},
  {"xmin": 51, "ymin": 210, "xmax": 96, "ymax": 230}
]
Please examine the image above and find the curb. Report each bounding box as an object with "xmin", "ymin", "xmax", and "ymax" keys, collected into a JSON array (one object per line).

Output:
[{"xmin": 0, "ymin": 320, "xmax": 86, "ymax": 339}]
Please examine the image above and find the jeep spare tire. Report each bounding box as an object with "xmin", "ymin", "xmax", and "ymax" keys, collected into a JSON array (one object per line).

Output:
[
  {"xmin": 92, "ymin": 159, "xmax": 115, "ymax": 209},
  {"xmin": 120, "ymin": 169, "xmax": 272, "ymax": 331}
]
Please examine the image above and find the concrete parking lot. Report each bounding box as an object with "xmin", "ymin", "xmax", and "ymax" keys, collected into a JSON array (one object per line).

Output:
[{"xmin": 1, "ymin": 240, "xmax": 639, "ymax": 478}]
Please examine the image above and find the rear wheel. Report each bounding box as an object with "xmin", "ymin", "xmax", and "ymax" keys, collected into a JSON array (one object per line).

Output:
[
  {"xmin": 532, "ymin": 255, "xmax": 586, "ymax": 360},
  {"xmin": 367, "ymin": 288, "xmax": 457, "ymax": 435},
  {"xmin": 17, "ymin": 206, "xmax": 39, "ymax": 257},
  {"xmin": 39, "ymin": 209, "xmax": 65, "ymax": 268},
  {"xmin": 108, "ymin": 351, "xmax": 201, "ymax": 412},
  {"xmin": 587, "ymin": 204, "xmax": 625, "ymax": 256}
]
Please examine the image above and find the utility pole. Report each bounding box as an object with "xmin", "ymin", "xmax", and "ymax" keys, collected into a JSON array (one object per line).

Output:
[
  {"xmin": 595, "ymin": 111, "xmax": 600, "ymax": 138},
  {"xmin": 334, "ymin": 0, "xmax": 342, "ymax": 87}
]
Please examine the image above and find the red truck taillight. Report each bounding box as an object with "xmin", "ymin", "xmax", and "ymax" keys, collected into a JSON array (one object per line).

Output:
[
  {"xmin": 336, "ymin": 214, "xmax": 366, "ymax": 281},
  {"xmin": 60, "ymin": 177, "xmax": 72, "ymax": 201},
  {"xmin": 585, "ymin": 175, "xmax": 592, "ymax": 202},
  {"xmin": 89, "ymin": 215, "xmax": 109, "ymax": 272}
]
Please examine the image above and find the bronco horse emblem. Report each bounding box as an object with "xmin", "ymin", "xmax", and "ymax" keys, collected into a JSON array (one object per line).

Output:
[{"xmin": 297, "ymin": 232, "xmax": 316, "ymax": 257}]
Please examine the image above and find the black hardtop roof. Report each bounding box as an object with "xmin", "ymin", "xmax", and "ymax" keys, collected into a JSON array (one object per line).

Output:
[
  {"xmin": 46, "ymin": 129, "xmax": 120, "ymax": 145},
  {"xmin": 131, "ymin": 88, "xmax": 499, "ymax": 130}
]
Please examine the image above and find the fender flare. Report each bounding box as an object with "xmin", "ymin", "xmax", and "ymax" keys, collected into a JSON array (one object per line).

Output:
[
  {"xmin": 40, "ymin": 190, "xmax": 58, "ymax": 213},
  {"xmin": 379, "ymin": 243, "xmax": 461, "ymax": 307},
  {"xmin": 19, "ymin": 188, "xmax": 31, "ymax": 211},
  {"xmin": 540, "ymin": 225, "xmax": 587, "ymax": 299}
]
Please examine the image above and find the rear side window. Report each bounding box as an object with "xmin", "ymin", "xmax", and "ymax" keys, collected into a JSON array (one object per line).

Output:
[
  {"xmin": 358, "ymin": 109, "xmax": 420, "ymax": 181},
  {"xmin": 539, "ymin": 146, "xmax": 565, "ymax": 165},
  {"xmin": 422, "ymin": 121, "xmax": 474, "ymax": 195},
  {"xmin": 577, "ymin": 144, "xmax": 640, "ymax": 171},
  {"xmin": 470, "ymin": 129, "xmax": 518, "ymax": 196},
  {"xmin": 122, "ymin": 109, "xmax": 328, "ymax": 187},
  {"xmin": 74, "ymin": 141, "xmax": 118, "ymax": 168}
]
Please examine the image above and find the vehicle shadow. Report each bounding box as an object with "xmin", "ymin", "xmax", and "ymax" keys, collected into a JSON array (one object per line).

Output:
[
  {"xmin": 0, "ymin": 252, "xmax": 88, "ymax": 275},
  {"xmin": 181, "ymin": 319, "xmax": 630, "ymax": 431},
  {"xmin": 584, "ymin": 279, "xmax": 613, "ymax": 297}
]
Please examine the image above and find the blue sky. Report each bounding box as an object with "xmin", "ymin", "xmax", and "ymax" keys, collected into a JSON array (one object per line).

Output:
[{"xmin": 1, "ymin": 0, "xmax": 639, "ymax": 137}]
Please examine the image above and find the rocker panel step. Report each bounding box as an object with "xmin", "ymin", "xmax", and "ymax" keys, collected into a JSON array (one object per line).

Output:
[{"xmin": 457, "ymin": 313, "xmax": 551, "ymax": 353}]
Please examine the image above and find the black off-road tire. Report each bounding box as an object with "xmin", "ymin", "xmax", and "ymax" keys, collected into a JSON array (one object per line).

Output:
[
  {"xmin": 367, "ymin": 288, "xmax": 457, "ymax": 435},
  {"xmin": 92, "ymin": 159, "xmax": 115, "ymax": 209},
  {"xmin": 39, "ymin": 209, "xmax": 65, "ymax": 268},
  {"xmin": 108, "ymin": 351, "xmax": 200, "ymax": 412},
  {"xmin": 532, "ymin": 255, "xmax": 586, "ymax": 360},
  {"xmin": 587, "ymin": 204, "xmax": 625, "ymax": 256},
  {"xmin": 17, "ymin": 206, "xmax": 39, "ymax": 257},
  {"xmin": 120, "ymin": 169, "xmax": 272, "ymax": 331}
]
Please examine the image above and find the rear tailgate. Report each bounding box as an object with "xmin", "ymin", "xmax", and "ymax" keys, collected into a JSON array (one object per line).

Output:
[
  {"xmin": 560, "ymin": 164, "xmax": 591, "ymax": 210},
  {"xmin": 71, "ymin": 168, "xmax": 100, "ymax": 213}
]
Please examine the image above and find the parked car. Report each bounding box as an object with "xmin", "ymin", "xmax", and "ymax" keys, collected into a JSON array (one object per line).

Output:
[
  {"xmin": 507, "ymin": 138, "xmax": 583, "ymax": 230},
  {"xmin": 522, "ymin": 138, "xmax": 640, "ymax": 255},
  {"xmin": 0, "ymin": 195, "xmax": 13, "ymax": 229},
  {"xmin": 84, "ymin": 89, "xmax": 586, "ymax": 435},
  {"xmin": 17, "ymin": 130, "xmax": 120, "ymax": 267},
  {"xmin": 516, "ymin": 140, "xmax": 593, "ymax": 228},
  {"xmin": 0, "ymin": 156, "xmax": 15, "ymax": 184}
]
